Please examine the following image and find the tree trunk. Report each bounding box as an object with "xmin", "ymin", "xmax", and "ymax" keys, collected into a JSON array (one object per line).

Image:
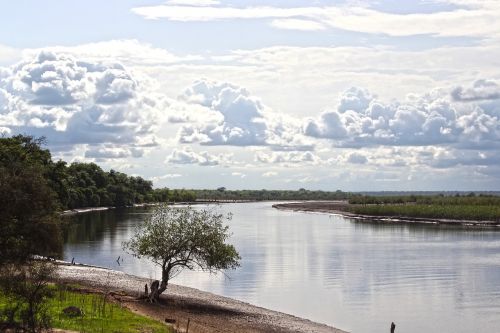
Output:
[
  {"xmin": 148, "ymin": 279, "xmax": 168, "ymax": 303},
  {"xmin": 147, "ymin": 266, "xmax": 170, "ymax": 303}
]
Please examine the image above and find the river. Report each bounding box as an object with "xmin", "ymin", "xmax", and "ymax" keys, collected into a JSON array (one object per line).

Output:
[{"xmin": 63, "ymin": 202, "xmax": 500, "ymax": 333}]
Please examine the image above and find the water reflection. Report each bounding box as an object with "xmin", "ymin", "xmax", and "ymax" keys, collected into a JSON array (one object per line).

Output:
[{"xmin": 63, "ymin": 203, "xmax": 500, "ymax": 333}]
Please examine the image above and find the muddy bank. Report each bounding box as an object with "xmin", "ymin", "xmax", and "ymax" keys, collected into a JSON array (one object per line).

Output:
[
  {"xmin": 273, "ymin": 201, "xmax": 500, "ymax": 227},
  {"xmin": 56, "ymin": 264, "xmax": 346, "ymax": 333}
]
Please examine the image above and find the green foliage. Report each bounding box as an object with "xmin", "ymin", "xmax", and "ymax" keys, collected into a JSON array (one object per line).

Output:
[
  {"xmin": 50, "ymin": 159, "xmax": 197, "ymax": 209},
  {"xmin": 124, "ymin": 205, "xmax": 240, "ymax": 289},
  {"xmin": 0, "ymin": 261, "xmax": 56, "ymax": 332},
  {"xmin": 0, "ymin": 135, "xmax": 62, "ymax": 263},
  {"xmin": 54, "ymin": 163, "xmax": 155, "ymax": 209}
]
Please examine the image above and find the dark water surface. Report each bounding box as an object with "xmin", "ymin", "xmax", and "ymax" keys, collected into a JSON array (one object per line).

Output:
[{"xmin": 63, "ymin": 202, "xmax": 500, "ymax": 333}]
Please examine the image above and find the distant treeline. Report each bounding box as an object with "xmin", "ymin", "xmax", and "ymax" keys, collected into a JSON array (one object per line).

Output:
[
  {"xmin": 4, "ymin": 135, "xmax": 498, "ymax": 214},
  {"xmin": 50, "ymin": 162, "xmax": 197, "ymax": 209},
  {"xmin": 192, "ymin": 188, "xmax": 350, "ymax": 201}
]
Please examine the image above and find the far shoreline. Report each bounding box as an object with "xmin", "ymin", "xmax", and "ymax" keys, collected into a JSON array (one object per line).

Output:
[
  {"xmin": 60, "ymin": 200, "xmax": 256, "ymax": 216},
  {"xmin": 272, "ymin": 201, "xmax": 500, "ymax": 228}
]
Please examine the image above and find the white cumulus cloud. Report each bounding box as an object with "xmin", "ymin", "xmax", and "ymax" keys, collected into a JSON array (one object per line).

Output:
[
  {"xmin": 452, "ymin": 79, "xmax": 500, "ymax": 102},
  {"xmin": 270, "ymin": 19, "xmax": 326, "ymax": 31},
  {"xmin": 166, "ymin": 147, "xmax": 229, "ymax": 166},
  {"xmin": 255, "ymin": 151, "xmax": 320, "ymax": 164},
  {"xmin": 0, "ymin": 50, "xmax": 164, "ymax": 156},
  {"xmin": 304, "ymin": 83, "xmax": 500, "ymax": 150},
  {"xmin": 177, "ymin": 79, "xmax": 312, "ymax": 149}
]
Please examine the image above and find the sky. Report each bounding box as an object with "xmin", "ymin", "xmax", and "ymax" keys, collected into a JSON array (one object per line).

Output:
[{"xmin": 1, "ymin": 0, "xmax": 500, "ymax": 191}]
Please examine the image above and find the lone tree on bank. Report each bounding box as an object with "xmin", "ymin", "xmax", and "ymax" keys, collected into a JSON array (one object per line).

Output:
[{"xmin": 123, "ymin": 205, "xmax": 240, "ymax": 302}]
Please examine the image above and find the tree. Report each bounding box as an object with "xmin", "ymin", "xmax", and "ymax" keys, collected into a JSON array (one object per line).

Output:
[
  {"xmin": 0, "ymin": 135, "xmax": 60, "ymax": 332},
  {"xmin": 123, "ymin": 205, "xmax": 240, "ymax": 302},
  {"xmin": 0, "ymin": 135, "xmax": 62, "ymax": 264}
]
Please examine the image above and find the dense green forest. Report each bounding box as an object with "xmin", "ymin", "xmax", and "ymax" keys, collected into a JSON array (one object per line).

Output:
[
  {"xmin": 0, "ymin": 135, "xmax": 196, "ymax": 211},
  {"xmin": 1, "ymin": 135, "xmax": 63, "ymax": 262}
]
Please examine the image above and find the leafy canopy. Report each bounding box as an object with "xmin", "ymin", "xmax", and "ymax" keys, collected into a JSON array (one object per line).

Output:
[
  {"xmin": 124, "ymin": 205, "xmax": 240, "ymax": 280},
  {"xmin": 0, "ymin": 135, "xmax": 62, "ymax": 263}
]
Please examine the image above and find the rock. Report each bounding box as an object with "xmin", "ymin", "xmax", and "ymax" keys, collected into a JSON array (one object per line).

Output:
[{"xmin": 62, "ymin": 306, "xmax": 83, "ymax": 317}]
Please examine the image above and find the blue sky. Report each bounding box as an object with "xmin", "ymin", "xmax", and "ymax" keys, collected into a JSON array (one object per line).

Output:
[{"xmin": 1, "ymin": 0, "xmax": 500, "ymax": 190}]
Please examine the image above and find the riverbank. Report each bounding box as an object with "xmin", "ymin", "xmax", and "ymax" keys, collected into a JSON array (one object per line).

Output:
[
  {"xmin": 61, "ymin": 203, "xmax": 163, "ymax": 216},
  {"xmin": 60, "ymin": 202, "xmax": 224, "ymax": 216},
  {"xmin": 56, "ymin": 264, "xmax": 346, "ymax": 333},
  {"xmin": 273, "ymin": 201, "xmax": 500, "ymax": 227}
]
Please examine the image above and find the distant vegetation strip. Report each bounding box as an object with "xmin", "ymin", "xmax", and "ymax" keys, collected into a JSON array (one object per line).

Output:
[
  {"xmin": 346, "ymin": 194, "xmax": 500, "ymax": 221},
  {"xmin": 347, "ymin": 204, "xmax": 500, "ymax": 221},
  {"xmin": 348, "ymin": 194, "xmax": 500, "ymax": 206}
]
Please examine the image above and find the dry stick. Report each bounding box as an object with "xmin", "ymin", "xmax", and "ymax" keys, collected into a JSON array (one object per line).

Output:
[{"xmin": 186, "ymin": 318, "xmax": 191, "ymax": 333}]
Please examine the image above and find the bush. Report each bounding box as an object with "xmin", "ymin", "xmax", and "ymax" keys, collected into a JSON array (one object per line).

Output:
[{"xmin": 0, "ymin": 260, "xmax": 56, "ymax": 332}]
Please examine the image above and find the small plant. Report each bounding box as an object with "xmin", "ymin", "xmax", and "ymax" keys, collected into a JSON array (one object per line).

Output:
[{"xmin": 0, "ymin": 260, "xmax": 55, "ymax": 333}]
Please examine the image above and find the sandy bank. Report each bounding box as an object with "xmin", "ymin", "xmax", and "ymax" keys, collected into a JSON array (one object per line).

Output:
[
  {"xmin": 60, "ymin": 203, "xmax": 161, "ymax": 216},
  {"xmin": 273, "ymin": 201, "xmax": 500, "ymax": 227},
  {"xmin": 56, "ymin": 264, "xmax": 346, "ymax": 333}
]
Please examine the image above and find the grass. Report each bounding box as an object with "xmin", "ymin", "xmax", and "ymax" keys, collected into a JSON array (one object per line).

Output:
[
  {"xmin": 1, "ymin": 285, "xmax": 172, "ymax": 333},
  {"xmin": 348, "ymin": 204, "xmax": 500, "ymax": 221},
  {"xmin": 345, "ymin": 194, "xmax": 500, "ymax": 221}
]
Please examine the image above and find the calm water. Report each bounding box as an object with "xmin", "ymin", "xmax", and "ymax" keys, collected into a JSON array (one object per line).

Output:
[{"xmin": 63, "ymin": 202, "xmax": 500, "ymax": 333}]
